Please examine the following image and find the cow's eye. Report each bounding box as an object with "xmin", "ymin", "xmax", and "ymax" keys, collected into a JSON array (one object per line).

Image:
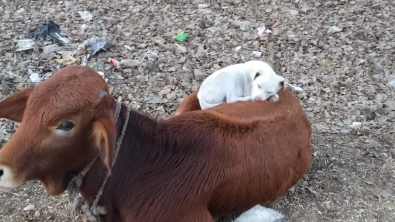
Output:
[{"xmin": 56, "ymin": 121, "xmax": 75, "ymax": 131}]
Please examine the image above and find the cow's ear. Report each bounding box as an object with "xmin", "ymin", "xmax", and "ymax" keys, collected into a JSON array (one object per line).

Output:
[
  {"xmin": 91, "ymin": 117, "xmax": 116, "ymax": 174},
  {"xmin": 0, "ymin": 88, "xmax": 34, "ymax": 122}
]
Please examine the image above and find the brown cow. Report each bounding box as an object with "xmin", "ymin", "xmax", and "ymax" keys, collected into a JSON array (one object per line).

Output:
[{"xmin": 0, "ymin": 65, "xmax": 312, "ymax": 222}]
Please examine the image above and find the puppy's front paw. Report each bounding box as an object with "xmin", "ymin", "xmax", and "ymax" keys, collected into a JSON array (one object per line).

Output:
[{"xmin": 269, "ymin": 94, "xmax": 279, "ymax": 102}]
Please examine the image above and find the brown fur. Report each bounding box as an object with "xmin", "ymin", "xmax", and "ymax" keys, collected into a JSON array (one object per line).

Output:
[{"xmin": 0, "ymin": 65, "xmax": 312, "ymax": 222}]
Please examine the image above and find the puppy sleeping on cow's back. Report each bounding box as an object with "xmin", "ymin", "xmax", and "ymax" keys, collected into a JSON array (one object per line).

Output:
[{"xmin": 197, "ymin": 60, "xmax": 285, "ymax": 110}]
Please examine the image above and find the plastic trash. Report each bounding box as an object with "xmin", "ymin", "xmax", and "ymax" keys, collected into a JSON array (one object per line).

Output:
[
  {"xmin": 388, "ymin": 79, "xmax": 395, "ymax": 87},
  {"xmin": 55, "ymin": 53, "xmax": 77, "ymax": 65},
  {"xmin": 257, "ymin": 26, "xmax": 272, "ymax": 37},
  {"xmin": 87, "ymin": 62, "xmax": 97, "ymax": 68},
  {"xmin": 28, "ymin": 69, "xmax": 41, "ymax": 83},
  {"xmin": 251, "ymin": 51, "xmax": 262, "ymax": 57},
  {"xmin": 235, "ymin": 46, "xmax": 241, "ymax": 51},
  {"xmin": 285, "ymin": 82, "xmax": 303, "ymax": 92},
  {"xmin": 29, "ymin": 21, "xmax": 70, "ymax": 44},
  {"xmin": 91, "ymin": 42, "xmax": 107, "ymax": 55},
  {"xmin": 108, "ymin": 58, "xmax": 120, "ymax": 68},
  {"xmin": 15, "ymin": 39, "xmax": 35, "ymax": 51},
  {"xmin": 78, "ymin": 11, "xmax": 93, "ymax": 22},
  {"xmin": 173, "ymin": 32, "xmax": 188, "ymax": 42}
]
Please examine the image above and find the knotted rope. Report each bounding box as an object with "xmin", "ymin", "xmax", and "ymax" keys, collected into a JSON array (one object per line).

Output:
[{"xmin": 67, "ymin": 101, "xmax": 131, "ymax": 222}]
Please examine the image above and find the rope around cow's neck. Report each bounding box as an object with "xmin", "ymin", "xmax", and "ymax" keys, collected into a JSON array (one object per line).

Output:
[{"xmin": 67, "ymin": 101, "xmax": 131, "ymax": 222}]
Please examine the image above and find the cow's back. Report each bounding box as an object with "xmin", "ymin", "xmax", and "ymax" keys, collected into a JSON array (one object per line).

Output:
[{"xmin": 168, "ymin": 89, "xmax": 312, "ymax": 217}]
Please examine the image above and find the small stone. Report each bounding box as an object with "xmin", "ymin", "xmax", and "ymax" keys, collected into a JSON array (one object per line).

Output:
[
  {"xmin": 301, "ymin": 5, "xmax": 313, "ymax": 13},
  {"xmin": 23, "ymin": 204, "xmax": 35, "ymax": 211},
  {"xmin": 385, "ymin": 100, "xmax": 395, "ymax": 110},
  {"xmin": 120, "ymin": 59, "xmax": 140, "ymax": 68},
  {"xmin": 174, "ymin": 43, "xmax": 187, "ymax": 54},
  {"xmin": 34, "ymin": 211, "xmax": 40, "ymax": 217},
  {"xmin": 351, "ymin": 122, "xmax": 362, "ymax": 129},
  {"xmin": 104, "ymin": 17, "xmax": 118, "ymax": 25},
  {"xmin": 251, "ymin": 51, "xmax": 262, "ymax": 57},
  {"xmin": 198, "ymin": 3, "xmax": 210, "ymax": 9},
  {"xmin": 193, "ymin": 69, "xmax": 206, "ymax": 80},
  {"xmin": 327, "ymin": 26, "xmax": 342, "ymax": 35},
  {"xmin": 289, "ymin": 10, "xmax": 299, "ymax": 15},
  {"xmin": 235, "ymin": 205, "xmax": 285, "ymax": 222}
]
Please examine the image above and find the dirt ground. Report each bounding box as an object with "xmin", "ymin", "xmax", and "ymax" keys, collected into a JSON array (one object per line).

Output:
[{"xmin": 0, "ymin": 0, "xmax": 394, "ymax": 221}]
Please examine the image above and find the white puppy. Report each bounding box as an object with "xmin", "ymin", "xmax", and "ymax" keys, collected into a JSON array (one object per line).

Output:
[{"xmin": 197, "ymin": 60, "xmax": 285, "ymax": 110}]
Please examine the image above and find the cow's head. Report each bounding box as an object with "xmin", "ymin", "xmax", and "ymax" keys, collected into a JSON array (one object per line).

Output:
[{"xmin": 0, "ymin": 66, "xmax": 117, "ymax": 195}]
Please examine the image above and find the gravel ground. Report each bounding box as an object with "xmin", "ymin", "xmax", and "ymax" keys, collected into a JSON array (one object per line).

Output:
[{"xmin": 0, "ymin": 0, "xmax": 394, "ymax": 221}]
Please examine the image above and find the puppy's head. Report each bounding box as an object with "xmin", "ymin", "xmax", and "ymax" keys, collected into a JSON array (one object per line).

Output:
[{"xmin": 248, "ymin": 61, "xmax": 284, "ymax": 101}]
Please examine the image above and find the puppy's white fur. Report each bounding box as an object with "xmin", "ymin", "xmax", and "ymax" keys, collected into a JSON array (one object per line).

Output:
[{"xmin": 197, "ymin": 60, "xmax": 285, "ymax": 110}]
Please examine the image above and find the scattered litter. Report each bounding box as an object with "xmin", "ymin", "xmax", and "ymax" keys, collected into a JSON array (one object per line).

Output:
[
  {"xmin": 147, "ymin": 51, "xmax": 158, "ymax": 61},
  {"xmin": 78, "ymin": 36, "xmax": 106, "ymax": 50},
  {"xmin": 327, "ymin": 26, "xmax": 342, "ymax": 35},
  {"xmin": 235, "ymin": 20, "xmax": 251, "ymax": 31},
  {"xmin": 251, "ymin": 51, "xmax": 262, "ymax": 57},
  {"xmin": 42, "ymin": 44, "xmax": 59, "ymax": 54},
  {"xmin": 6, "ymin": 71, "xmax": 26, "ymax": 80},
  {"xmin": 301, "ymin": 5, "xmax": 313, "ymax": 13},
  {"xmin": 109, "ymin": 73, "xmax": 124, "ymax": 80},
  {"xmin": 388, "ymin": 79, "xmax": 395, "ymax": 87},
  {"xmin": 193, "ymin": 69, "xmax": 206, "ymax": 81},
  {"xmin": 235, "ymin": 205, "xmax": 285, "ymax": 222},
  {"xmin": 97, "ymin": 71, "xmax": 108, "ymax": 82},
  {"xmin": 15, "ymin": 8, "xmax": 25, "ymax": 13},
  {"xmin": 23, "ymin": 204, "xmax": 35, "ymax": 211},
  {"xmin": 235, "ymin": 46, "xmax": 241, "ymax": 51},
  {"xmin": 351, "ymin": 122, "xmax": 362, "ymax": 130},
  {"xmin": 108, "ymin": 58, "xmax": 120, "ymax": 68},
  {"xmin": 87, "ymin": 62, "xmax": 97, "ymax": 68},
  {"xmin": 98, "ymin": 71, "xmax": 105, "ymax": 79},
  {"xmin": 174, "ymin": 43, "xmax": 187, "ymax": 54},
  {"xmin": 104, "ymin": 17, "xmax": 118, "ymax": 25},
  {"xmin": 81, "ymin": 24, "xmax": 88, "ymax": 31},
  {"xmin": 285, "ymin": 82, "xmax": 303, "ymax": 92},
  {"xmin": 257, "ymin": 26, "xmax": 272, "ymax": 37},
  {"xmin": 198, "ymin": 3, "xmax": 210, "ymax": 9},
  {"xmin": 55, "ymin": 53, "xmax": 77, "ymax": 65},
  {"xmin": 78, "ymin": 11, "xmax": 93, "ymax": 22},
  {"xmin": 124, "ymin": 45, "xmax": 133, "ymax": 51},
  {"xmin": 173, "ymin": 32, "xmax": 189, "ymax": 42},
  {"xmin": 29, "ymin": 21, "xmax": 70, "ymax": 44},
  {"xmin": 91, "ymin": 42, "xmax": 107, "ymax": 55},
  {"xmin": 139, "ymin": 50, "xmax": 158, "ymax": 67},
  {"xmin": 147, "ymin": 93, "xmax": 163, "ymax": 104},
  {"xmin": 28, "ymin": 69, "xmax": 41, "ymax": 83},
  {"xmin": 15, "ymin": 39, "xmax": 35, "ymax": 51},
  {"xmin": 120, "ymin": 59, "xmax": 140, "ymax": 68},
  {"xmin": 289, "ymin": 9, "xmax": 299, "ymax": 16}
]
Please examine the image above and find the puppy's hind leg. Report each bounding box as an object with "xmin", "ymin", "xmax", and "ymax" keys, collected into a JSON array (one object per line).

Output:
[
  {"xmin": 226, "ymin": 93, "xmax": 252, "ymax": 103},
  {"xmin": 199, "ymin": 95, "xmax": 223, "ymax": 110}
]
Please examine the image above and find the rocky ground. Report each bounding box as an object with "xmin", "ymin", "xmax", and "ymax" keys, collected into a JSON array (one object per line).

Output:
[{"xmin": 0, "ymin": 0, "xmax": 394, "ymax": 221}]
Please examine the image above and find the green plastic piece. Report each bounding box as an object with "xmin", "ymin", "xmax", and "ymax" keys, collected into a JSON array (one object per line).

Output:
[{"xmin": 173, "ymin": 32, "xmax": 189, "ymax": 42}]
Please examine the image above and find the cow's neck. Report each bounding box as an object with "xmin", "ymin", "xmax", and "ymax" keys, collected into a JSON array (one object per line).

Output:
[{"xmin": 77, "ymin": 101, "xmax": 159, "ymax": 218}]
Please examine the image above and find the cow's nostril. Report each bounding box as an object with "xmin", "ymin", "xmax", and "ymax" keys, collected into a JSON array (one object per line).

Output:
[{"xmin": 0, "ymin": 169, "xmax": 3, "ymax": 177}]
